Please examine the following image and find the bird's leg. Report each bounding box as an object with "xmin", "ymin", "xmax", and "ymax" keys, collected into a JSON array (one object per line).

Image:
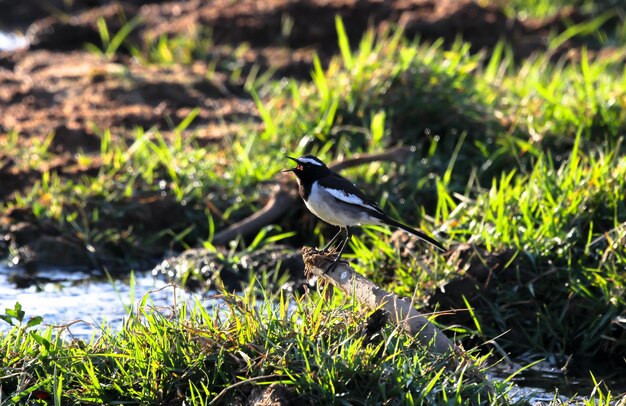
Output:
[
  {"xmin": 320, "ymin": 227, "xmax": 343, "ymax": 254},
  {"xmin": 325, "ymin": 227, "xmax": 351, "ymax": 273}
]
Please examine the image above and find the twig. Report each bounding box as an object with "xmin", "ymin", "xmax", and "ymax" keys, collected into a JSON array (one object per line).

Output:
[
  {"xmin": 328, "ymin": 146, "xmax": 413, "ymax": 171},
  {"xmin": 212, "ymin": 185, "xmax": 294, "ymax": 245},
  {"xmin": 302, "ymin": 247, "xmax": 457, "ymax": 354},
  {"xmin": 209, "ymin": 374, "xmax": 282, "ymax": 405}
]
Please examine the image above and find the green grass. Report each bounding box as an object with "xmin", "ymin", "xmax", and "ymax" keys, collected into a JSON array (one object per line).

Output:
[
  {"xmin": 242, "ymin": 16, "xmax": 626, "ymax": 379},
  {"xmin": 4, "ymin": 17, "xmax": 626, "ymax": 358},
  {"xmin": 1, "ymin": 120, "xmax": 288, "ymax": 267},
  {"xmin": 0, "ymin": 288, "xmax": 510, "ymax": 405},
  {"xmin": 489, "ymin": 0, "xmax": 617, "ymax": 18},
  {"xmin": 440, "ymin": 141, "xmax": 626, "ymax": 360},
  {"xmin": 84, "ymin": 16, "xmax": 142, "ymax": 61},
  {"xmin": 0, "ymin": 285, "xmax": 621, "ymax": 405}
]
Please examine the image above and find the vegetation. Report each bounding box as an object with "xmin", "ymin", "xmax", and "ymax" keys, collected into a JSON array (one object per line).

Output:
[
  {"xmin": 0, "ymin": 289, "xmax": 508, "ymax": 405},
  {"xmin": 2, "ymin": 1, "xmax": 626, "ymax": 404}
]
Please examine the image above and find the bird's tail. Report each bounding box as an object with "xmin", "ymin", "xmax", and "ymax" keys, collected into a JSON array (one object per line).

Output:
[{"xmin": 383, "ymin": 217, "xmax": 446, "ymax": 252}]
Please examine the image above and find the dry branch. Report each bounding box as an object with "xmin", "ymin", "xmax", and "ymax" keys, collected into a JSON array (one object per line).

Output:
[
  {"xmin": 212, "ymin": 185, "xmax": 294, "ymax": 245},
  {"xmin": 302, "ymin": 246, "xmax": 456, "ymax": 354},
  {"xmin": 212, "ymin": 147, "xmax": 416, "ymax": 245},
  {"xmin": 328, "ymin": 146, "xmax": 413, "ymax": 171}
]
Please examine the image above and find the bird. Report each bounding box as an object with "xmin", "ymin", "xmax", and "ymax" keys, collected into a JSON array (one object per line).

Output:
[{"xmin": 283, "ymin": 154, "xmax": 445, "ymax": 272}]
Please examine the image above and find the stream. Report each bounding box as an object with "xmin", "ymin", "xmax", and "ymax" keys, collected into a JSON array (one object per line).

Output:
[
  {"xmin": 0, "ymin": 264, "xmax": 206, "ymax": 339},
  {"xmin": 0, "ymin": 31, "xmax": 28, "ymax": 52}
]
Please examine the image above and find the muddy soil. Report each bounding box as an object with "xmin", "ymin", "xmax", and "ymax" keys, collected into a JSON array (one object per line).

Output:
[{"xmin": 0, "ymin": 0, "xmax": 620, "ymax": 270}]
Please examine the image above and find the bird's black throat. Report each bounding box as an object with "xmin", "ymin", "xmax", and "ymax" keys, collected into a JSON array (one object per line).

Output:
[
  {"xmin": 290, "ymin": 164, "xmax": 331, "ymax": 200},
  {"xmin": 298, "ymin": 180, "xmax": 312, "ymax": 200}
]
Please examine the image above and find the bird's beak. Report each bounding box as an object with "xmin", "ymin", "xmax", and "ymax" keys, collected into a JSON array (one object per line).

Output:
[{"xmin": 282, "ymin": 155, "xmax": 298, "ymax": 172}]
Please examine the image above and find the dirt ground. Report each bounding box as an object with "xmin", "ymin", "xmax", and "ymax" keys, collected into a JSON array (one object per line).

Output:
[{"xmin": 1, "ymin": 0, "xmax": 608, "ymax": 198}]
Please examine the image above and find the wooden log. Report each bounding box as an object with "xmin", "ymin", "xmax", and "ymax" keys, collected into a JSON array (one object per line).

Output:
[{"xmin": 302, "ymin": 246, "xmax": 456, "ymax": 354}]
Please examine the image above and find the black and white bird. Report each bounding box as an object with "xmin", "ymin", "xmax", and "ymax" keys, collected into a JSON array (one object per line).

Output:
[{"xmin": 283, "ymin": 154, "xmax": 445, "ymax": 271}]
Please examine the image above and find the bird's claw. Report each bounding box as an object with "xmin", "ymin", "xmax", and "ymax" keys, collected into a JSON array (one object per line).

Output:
[{"xmin": 317, "ymin": 247, "xmax": 337, "ymax": 256}]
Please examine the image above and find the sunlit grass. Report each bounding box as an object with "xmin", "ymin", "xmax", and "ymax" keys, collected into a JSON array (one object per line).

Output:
[
  {"xmin": 487, "ymin": 0, "xmax": 612, "ymax": 19},
  {"xmin": 0, "ymin": 287, "xmax": 509, "ymax": 405},
  {"xmin": 84, "ymin": 16, "xmax": 142, "ymax": 60},
  {"xmin": 1, "ymin": 117, "xmax": 290, "ymax": 266}
]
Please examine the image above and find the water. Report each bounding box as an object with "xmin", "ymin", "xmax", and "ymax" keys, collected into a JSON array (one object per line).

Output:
[
  {"xmin": 491, "ymin": 360, "xmax": 626, "ymax": 402},
  {"xmin": 0, "ymin": 31, "xmax": 29, "ymax": 51},
  {"xmin": 0, "ymin": 265, "xmax": 207, "ymax": 339}
]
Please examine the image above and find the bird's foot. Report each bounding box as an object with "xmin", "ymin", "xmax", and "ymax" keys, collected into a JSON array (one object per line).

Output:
[
  {"xmin": 324, "ymin": 245, "xmax": 342, "ymax": 255},
  {"xmin": 318, "ymin": 247, "xmax": 336, "ymax": 256}
]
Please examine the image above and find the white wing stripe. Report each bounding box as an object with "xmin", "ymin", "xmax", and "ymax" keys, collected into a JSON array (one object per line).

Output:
[
  {"xmin": 297, "ymin": 157, "xmax": 324, "ymax": 166},
  {"xmin": 325, "ymin": 188, "xmax": 380, "ymax": 212}
]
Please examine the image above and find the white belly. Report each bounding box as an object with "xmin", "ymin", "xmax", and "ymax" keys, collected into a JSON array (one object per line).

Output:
[{"xmin": 304, "ymin": 182, "xmax": 381, "ymax": 227}]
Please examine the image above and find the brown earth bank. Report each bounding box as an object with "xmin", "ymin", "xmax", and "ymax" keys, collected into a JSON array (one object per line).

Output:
[{"xmin": 0, "ymin": 0, "xmax": 622, "ymax": 271}]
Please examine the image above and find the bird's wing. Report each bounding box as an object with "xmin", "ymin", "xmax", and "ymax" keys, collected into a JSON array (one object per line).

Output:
[{"xmin": 317, "ymin": 174, "xmax": 385, "ymax": 216}]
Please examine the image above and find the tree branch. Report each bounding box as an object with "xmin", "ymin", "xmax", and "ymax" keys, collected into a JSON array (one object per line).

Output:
[
  {"xmin": 302, "ymin": 246, "xmax": 456, "ymax": 354},
  {"xmin": 328, "ymin": 146, "xmax": 413, "ymax": 171},
  {"xmin": 212, "ymin": 185, "xmax": 294, "ymax": 245}
]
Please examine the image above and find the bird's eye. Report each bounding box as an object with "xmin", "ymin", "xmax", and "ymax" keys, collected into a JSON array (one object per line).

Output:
[{"xmin": 297, "ymin": 164, "xmax": 304, "ymax": 170}]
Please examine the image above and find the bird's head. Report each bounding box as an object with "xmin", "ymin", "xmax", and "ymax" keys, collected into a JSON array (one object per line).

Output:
[{"xmin": 283, "ymin": 154, "xmax": 330, "ymax": 182}]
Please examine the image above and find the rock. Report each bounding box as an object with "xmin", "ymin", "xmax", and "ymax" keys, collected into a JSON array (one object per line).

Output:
[
  {"xmin": 0, "ymin": 231, "xmax": 9, "ymax": 258},
  {"xmin": 5, "ymin": 220, "xmax": 97, "ymax": 271},
  {"xmin": 152, "ymin": 244, "xmax": 306, "ymax": 292},
  {"xmin": 9, "ymin": 221, "xmax": 44, "ymax": 247},
  {"xmin": 16, "ymin": 235, "xmax": 96, "ymax": 271},
  {"xmin": 248, "ymin": 384, "xmax": 297, "ymax": 406}
]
